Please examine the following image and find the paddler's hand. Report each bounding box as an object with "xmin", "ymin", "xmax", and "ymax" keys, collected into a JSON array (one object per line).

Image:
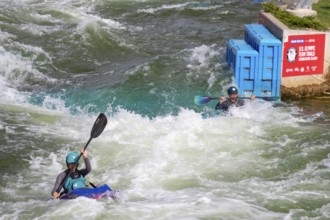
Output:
[
  {"xmin": 219, "ymin": 97, "xmax": 226, "ymax": 103},
  {"xmin": 250, "ymin": 95, "xmax": 256, "ymax": 101},
  {"xmin": 81, "ymin": 149, "xmax": 88, "ymax": 159},
  {"xmin": 52, "ymin": 192, "xmax": 59, "ymax": 199}
]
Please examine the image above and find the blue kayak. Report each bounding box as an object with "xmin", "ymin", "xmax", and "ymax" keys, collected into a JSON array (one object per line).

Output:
[{"xmin": 60, "ymin": 184, "xmax": 118, "ymax": 200}]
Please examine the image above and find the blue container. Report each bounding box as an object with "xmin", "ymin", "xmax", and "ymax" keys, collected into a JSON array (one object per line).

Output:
[
  {"xmin": 243, "ymin": 24, "xmax": 282, "ymax": 97},
  {"xmin": 244, "ymin": 24, "xmax": 277, "ymax": 48},
  {"xmin": 244, "ymin": 24, "xmax": 273, "ymax": 44},
  {"xmin": 226, "ymin": 39, "xmax": 259, "ymax": 95}
]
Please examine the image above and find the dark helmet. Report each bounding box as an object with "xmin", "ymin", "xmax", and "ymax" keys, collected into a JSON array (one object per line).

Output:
[{"xmin": 227, "ymin": 86, "xmax": 238, "ymax": 95}]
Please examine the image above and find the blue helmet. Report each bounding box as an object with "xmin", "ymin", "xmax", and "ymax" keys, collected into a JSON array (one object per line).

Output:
[
  {"xmin": 227, "ymin": 86, "xmax": 238, "ymax": 95},
  {"xmin": 66, "ymin": 151, "xmax": 79, "ymax": 164}
]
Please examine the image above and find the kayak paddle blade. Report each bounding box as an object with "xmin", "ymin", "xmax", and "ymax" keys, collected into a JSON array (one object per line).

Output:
[
  {"xmin": 91, "ymin": 113, "xmax": 108, "ymax": 139},
  {"xmin": 194, "ymin": 96, "xmax": 217, "ymax": 105}
]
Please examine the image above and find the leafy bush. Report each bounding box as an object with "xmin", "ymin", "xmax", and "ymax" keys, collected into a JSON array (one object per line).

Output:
[{"xmin": 262, "ymin": 1, "xmax": 328, "ymax": 31}]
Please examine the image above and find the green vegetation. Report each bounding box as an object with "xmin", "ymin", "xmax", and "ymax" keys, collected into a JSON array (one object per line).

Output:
[
  {"xmin": 312, "ymin": 0, "xmax": 330, "ymax": 28},
  {"xmin": 262, "ymin": 1, "xmax": 328, "ymax": 31}
]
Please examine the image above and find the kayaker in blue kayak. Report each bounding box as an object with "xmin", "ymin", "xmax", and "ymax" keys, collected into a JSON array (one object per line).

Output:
[
  {"xmin": 215, "ymin": 86, "xmax": 255, "ymax": 111},
  {"xmin": 51, "ymin": 149, "xmax": 91, "ymax": 199}
]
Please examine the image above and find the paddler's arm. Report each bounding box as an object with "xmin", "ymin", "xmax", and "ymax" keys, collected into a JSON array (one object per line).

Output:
[
  {"xmin": 215, "ymin": 97, "xmax": 228, "ymax": 110},
  {"xmin": 219, "ymin": 97, "xmax": 226, "ymax": 103},
  {"xmin": 80, "ymin": 149, "xmax": 91, "ymax": 176},
  {"xmin": 51, "ymin": 171, "xmax": 67, "ymax": 199}
]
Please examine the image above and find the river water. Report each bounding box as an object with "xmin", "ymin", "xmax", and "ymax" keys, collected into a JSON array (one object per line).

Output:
[{"xmin": 1, "ymin": 0, "xmax": 330, "ymax": 219}]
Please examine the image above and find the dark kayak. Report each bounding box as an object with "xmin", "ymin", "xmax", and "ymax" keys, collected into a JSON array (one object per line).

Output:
[{"xmin": 60, "ymin": 184, "xmax": 118, "ymax": 200}]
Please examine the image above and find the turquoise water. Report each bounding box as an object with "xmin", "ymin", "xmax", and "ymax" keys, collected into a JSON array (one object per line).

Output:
[{"xmin": 1, "ymin": 0, "xmax": 330, "ymax": 219}]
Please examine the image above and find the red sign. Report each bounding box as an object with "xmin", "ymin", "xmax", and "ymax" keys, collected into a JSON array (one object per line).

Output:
[{"xmin": 282, "ymin": 34, "xmax": 325, "ymax": 77}]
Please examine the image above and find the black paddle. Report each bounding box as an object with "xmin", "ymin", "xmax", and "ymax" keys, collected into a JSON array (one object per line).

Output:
[
  {"xmin": 55, "ymin": 113, "xmax": 108, "ymax": 196},
  {"xmin": 194, "ymin": 95, "xmax": 280, "ymax": 105}
]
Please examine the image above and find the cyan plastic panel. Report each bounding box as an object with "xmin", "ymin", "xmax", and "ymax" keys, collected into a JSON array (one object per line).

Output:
[
  {"xmin": 226, "ymin": 39, "xmax": 259, "ymax": 95},
  {"xmin": 243, "ymin": 24, "xmax": 282, "ymax": 97}
]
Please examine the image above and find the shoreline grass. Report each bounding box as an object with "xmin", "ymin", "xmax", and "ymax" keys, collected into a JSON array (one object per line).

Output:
[
  {"xmin": 312, "ymin": 0, "xmax": 330, "ymax": 28},
  {"xmin": 262, "ymin": 0, "xmax": 329, "ymax": 31}
]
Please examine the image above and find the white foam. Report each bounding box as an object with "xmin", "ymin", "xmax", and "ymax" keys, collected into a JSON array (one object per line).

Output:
[
  {"xmin": 41, "ymin": 95, "xmax": 71, "ymax": 114},
  {"xmin": 0, "ymin": 1, "xmax": 327, "ymax": 219},
  {"xmin": 0, "ymin": 46, "xmax": 56, "ymax": 87},
  {"xmin": 0, "ymin": 100, "xmax": 323, "ymax": 219},
  {"xmin": 138, "ymin": 3, "xmax": 190, "ymax": 14},
  {"xmin": 185, "ymin": 44, "xmax": 222, "ymax": 88},
  {"xmin": 186, "ymin": 44, "xmax": 220, "ymax": 70},
  {"xmin": 188, "ymin": 5, "xmax": 224, "ymax": 11}
]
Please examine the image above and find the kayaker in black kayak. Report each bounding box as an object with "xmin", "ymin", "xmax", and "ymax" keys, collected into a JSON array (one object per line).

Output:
[
  {"xmin": 51, "ymin": 149, "xmax": 91, "ymax": 199},
  {"xmin": 215, "ymin": 86, "xmax": 255, "ymax": 111}
]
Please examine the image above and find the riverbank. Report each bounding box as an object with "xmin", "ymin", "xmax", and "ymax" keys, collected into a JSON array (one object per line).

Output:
[
  {"xmin": 281, "ymin": 68, "xmax": 330, "ymax": 99},
  {"xmin": 261, "ymin": 1, "xmax": 330, "ymax": 100}
]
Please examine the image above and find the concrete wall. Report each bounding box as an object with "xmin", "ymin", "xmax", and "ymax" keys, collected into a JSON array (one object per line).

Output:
[{"xmin": 259, "ymin": 11, "xmax": 330, "ymax": 98}]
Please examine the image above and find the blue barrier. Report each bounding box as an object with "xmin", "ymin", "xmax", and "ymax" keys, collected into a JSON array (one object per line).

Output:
[
  {"xmin": 226, "ymin": 39, "xmax": 259, "ymax": 95},
  {"xmin": 244, "ymin": 24, "xmax": 282, "ymax": 97},
  {"xmin": 226, "ymin": 24, "xmax": 282, "ymax": 97}
]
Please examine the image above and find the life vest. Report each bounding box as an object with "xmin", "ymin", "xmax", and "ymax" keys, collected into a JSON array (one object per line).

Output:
[
  {"xmin": 64, "ymin": 171, "xmax": 86, "ymax": 192},
  {"xmin": 215, "ymin": 98, "xmax": 244, "ymax": 111}
]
